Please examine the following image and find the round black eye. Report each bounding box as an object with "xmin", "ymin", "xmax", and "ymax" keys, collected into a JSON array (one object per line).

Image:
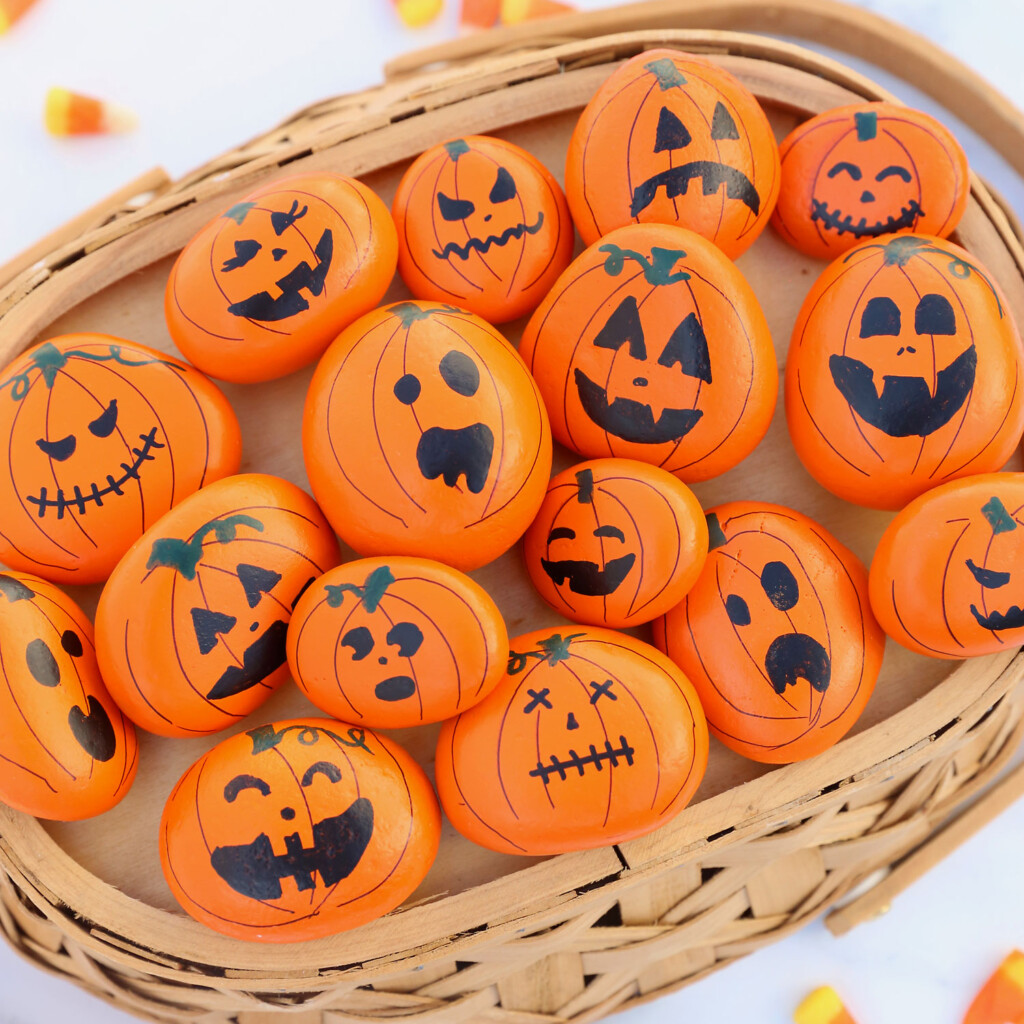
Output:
[
  {"xmin": 489, "ymin": 167, "xmax": 517, "ymax": 204},
  {"xmin": 761, "ymin": 562, "xmax": 799, "ymax": 611},
  {"xmin": 725, "ymin": 594, "xmax": 751, "ymax": 626},
  {"xmin": 26, "ymin": 638, "xmax": 60, "ymax": 687},
  {"xmin": 36, "ymin": 435, "xmax": 76, "ymax": 462},
  {"xmin": 394, "ymin": 374, "xmax": 421, "ymax": 404},
  {"xmin": 61, "ymin": 629, "xmax": 84, "ymax": 657},
  {"xmin": 341, "ymin": 627, "xmax": 374, "ymax": 661},
  {"xmin": 386, "ymin": 621, "xmax": 424, "ymax": 658},
  {"xmin": 437, "ymin": 192, "xmax": 475, "ymax": 221},
  {"xmin": 439, "ymin": 350, "xmax": 480, "ymax": 397}
]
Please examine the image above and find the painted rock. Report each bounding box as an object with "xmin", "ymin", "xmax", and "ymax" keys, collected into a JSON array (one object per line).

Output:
[
  {"xmin": 166, "ymin": 173, "xmax": 397, "ymax": 383},
  {"xmin": 786, "ymin": 234, "xmax": 1024, "ymax": 510},
  {"xmin": 565, "ymin": 48, "xmax": 780, "ymax": 259},
  {"xmin": 522, "ymin": 458, "xmax": 708, "ymax": 628},
  {"xmin": 287, "ymin": 557, "xmax": 509, "ymax": 728},
  {"xmin": 303, "ymin": 300, "xmax": 552, "ymax": 570},
  {"xmin": 392, "ymin": 135, "xmax": 575, "ymax": 323},
  {"xmin": 654, "ymin": 502, "xmax": 885, "ymax": 764},
  {"xmin": 436, "ymin": 627, "xmax": 709, "ymax": 855},
  {"xmin": 773, "ymin": 102, "xmax": 969, "ymax": 261},
  {"xmin": 0, "ymin": 334, "xmax": 241, "ymax": 585},
  {"xmin": 0, "ymin": 571, "xmax": 137, "ymax": 819},
  {"xmin": 160, "ymin": 717, "xmax": 441, "ymax": 941},
  {"xmin": 870, "ymin": 473, "xmax": 1024, "ymax": 658},
  {"xmin": 95, "ymin": 474, "xmax": 341, "ymax": 737},
  {"xmin": 520, "ymin": 223, "xmax": 776, "ymax": 481}
]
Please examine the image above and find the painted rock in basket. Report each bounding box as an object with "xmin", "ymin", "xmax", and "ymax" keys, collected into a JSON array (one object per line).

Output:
[
  {"xmin": 287, "ymin": 557, "xmax": 509, "ymax": 728},
  {"xmin": 303, "ymin": 300, "xmax": 552, "ymax": 570},
  {"xmin": 654, "ymin": 502, "xmax": 885, "ymax": 764},
  {"xmin": 785, "ymin": 234, "xmax": 1024, "ymax": 510},
  {"xmin": 520, "ymin": 223, "xmax": 776, "ymax": 482},
  {"xmin": 870, "ymin": 473, "xmax": 1024, "ymax": 658},
  {"xmin": 773, "ymin": 102, "xmax": 969, "ymax": 261},
  {"xmin": 0, "ymin": 571, "xmax": 137, "ymax": 819},
  {"xmin": 160, "ymin": 717, "xmax": 441, "ymax": 941},
  {"xmin": 165, "ymin": 173, "xmax": 398, "ymax": 383},
  {"xmin": 522, "ymin": 459, "xmax": 708, "ymax": 628},
  {"xmin": 95, "ymin": 474, "xmax": 340, "ymax": 737},
  {"xmin": 392, "ymin": 135, "xmax": 575, "ymax": 323},
  {"xmin": 565, "ymin": 48, "xmax": 781, "ymax": 258},
  {"xmin": 436, "ymin": 627, "xmax": 709, "ymax": 855},
  {"xmin": 0, "ymin": 334, "xmax": 241, "ymax": 585}
]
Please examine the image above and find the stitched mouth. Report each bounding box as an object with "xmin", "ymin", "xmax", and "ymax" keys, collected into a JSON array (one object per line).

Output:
[
  {"xmin": 630, "ymin": 162, "xmax": 761, "ymax": 218},
  {"xmin": 540, "ymin": 554, "xmax": 636, "ymax": 596},
  {"xmin": 529, "ymin": 736, "xmax": 635, "ymax": 785},
  {"xmin": 431, "ymin": 213, "xmax": 545, "ymax": 262},
  {"xmin": 26, "ymin": 427, "xmax": 164, "ymax": 519},
  {"xmin": 970, "ymin": 604, "xmax": 1024, "ymax": 632},
  {"xmin": 810, "ymin": 198, "xmax": 923, "ymax": 239}
]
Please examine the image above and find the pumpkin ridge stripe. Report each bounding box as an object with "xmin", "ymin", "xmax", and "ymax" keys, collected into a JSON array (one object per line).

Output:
[
  {"xmin": 208, "ymin": 218, "xmax": 289, "ymax": 337},
  {"xmin": 544, "ymin": 489, "xmax": 584, "ymax": 614},
  {"xmin": 623, "ymin": 78, "xmax": 659, "ymax": 226},
  {"xmin": 496, "ymin": 657, "xmax": 549, "ymax": 822},
  {"xmin": 170, "ymin": 259, "xmax": 243, "ymax": 341},
  {"xmin": 267, "ymin": 745, "xmax": 320, "ymax": 911},
  {"xmin": 123, "ymin": 621, "xmax": 177, "ymax": 727},
  {"xmin": 163, "ymin": 362, "xmax": 211, "ymax": 494},
  {"xmin": 383, "ymin": 589, "xmax": 464, "ymax": 708},
  {"xmin": 524, "ymin": 259, "xmax": 607, "ymax": 375},
  {"xmin": 561, "ymin": 661, "xmax": 619, "ymax": 825},
  {"xmin": 593, "ymin": 483, "xmax": 653, "ymax": 618},
  {"xmin": 376, "ymin": 602, "xmax": 425, "ymax": 720},
  {"xmin": 326, "ymin": 594, "xmax": 370, "ymax": 719},
  {"xmin": 798, "ymin": 373, "xmax": 872, "ymax": 476},
  {"xmin": 521, "ymin": 166, "xmax": 564, "ymax": 293},
  {"xmin": 452, "ymin": 149, "xmax": 503, "ymax": 284},
  {"xmin": 428, "ymin": 151, "xmax": 484, "ymax": 295}
]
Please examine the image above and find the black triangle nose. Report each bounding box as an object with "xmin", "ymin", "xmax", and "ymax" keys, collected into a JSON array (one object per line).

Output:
[
  {"xmin": 860, "ymin": 190, "xmax": 876, "ymax": 203},
  {"xmin": 654, "ymin": 106, "xmax": 691, "ymax": 152}
]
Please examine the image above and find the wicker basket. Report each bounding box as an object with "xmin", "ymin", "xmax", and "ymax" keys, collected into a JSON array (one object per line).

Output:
[{"xmin": 1, "ymin": 3, "xmax": 1024, "ymax": 1022}]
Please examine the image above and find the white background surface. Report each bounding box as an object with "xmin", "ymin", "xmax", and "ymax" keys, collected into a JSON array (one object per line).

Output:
[{"xmin": 0, "ymin": 1, "xmax": 1023, "ymax": 1022}]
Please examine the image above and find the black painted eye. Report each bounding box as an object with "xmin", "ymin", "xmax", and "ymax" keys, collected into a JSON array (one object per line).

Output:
[
  {"xmin": 654, "ymin": 106, "xmax": 691, "ymax": 152},
  {"xmin": 594, "ymin": 295, "xmax": 646, "ymax": 359},
  {"xmin": 658, "ymin": 313, "xmax": 712, "ymax": 383},
  {"xmin": 594, "ymin": 525, "xmax": 626, "ymax": 542},
  {"xmin": 394, "ymin": 373, "xmax": 421, "ymax": 404},
  {"xmin": 237, "ymin": 563, "xmax": 281, "ymax": 608},
  {"xmin": 710, "ymin": 101, "xmax": 740, "ymax": 140},
  {"xmin": 875, "ymin": 165, "xmax": 913, "ymax": 183},
  {"xmin": 88, "ymin": 400, "xmax": 119, "ymax": 438},
  {"xmin": 966, "ymin": 558, "xmax": 1011, "ymax": 589},
  {"xmin": 36, "ymin": 435, "xmax": 76, "ymax": 462},
  {"xmin": 827, "ymin": 161, "xmax": 862, "ymax": 180},
  {"xmin": 26, "ymin": 638, "xmax": 60, "ymax": 686},
  {"xmin": 915, "ymin": 293, "xmax": 956, "ymax": 336},
  {"xmin": 61, "ymin": 629, "xmax": 84, "ymax": 657},
  {"xmin": 191, "ymin": 608, "xmax": 237, "ymax": 655},
  {"xmin": 548, "ymin": 527, "xmax": 576, "ymax": 543},
  {"xmin": 725, "ymin": 594, "xmax": 751, "ymax": 626},
  {"xmin": 437, "ymin": 192, "xmax": 475, "ymax": 221},
  {"xmin": 860, "ymin": 296, "xmax": 902, "ymax": 338},
  {"xmin": 489, "ymin": 167, "xmax": 517, "ymax": 204},
  {"xmin": 761, "ymin": 561, "xmax": 799, "ymax": 611},
  {"xmin": 270, "ymin": 200, "xmax": 307, "ymax": 236},
  {"xmin": 301, "ymin": 761, "xmax": 342, "ymax": 787},
  {"xmin": 439, "ymin": 350, "xmax": 480, "ymax": 397},
  {"xmin": 387, "ymin": 621, "xmax": 424, "ymax": 658},
  {"xmin": 341, "ymin": 626, "xmax": 374, "ymax": 661},
  {"xmin": 221, "ymin": 239, "xmax": 262, "ymax": 272},
  {"xmin": 224, "ymin": 774, "xmax": 271, "ymax": 801}
]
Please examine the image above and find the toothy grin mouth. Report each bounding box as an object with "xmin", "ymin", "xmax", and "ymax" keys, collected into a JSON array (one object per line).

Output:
[
  {"xmin": 810, "ymin": 198, "xmax": 923, "ymax": 238},
  {"xmin": 431, "ymin": 213, "xmax": 545, "ymax": 262},
  {"xmin": 970, "ymin": 604, "xmax": 1024, "ymax": 632},
  {"xmin": 529, "ymin": 735, "xmax": 635, "ymax": 784}
]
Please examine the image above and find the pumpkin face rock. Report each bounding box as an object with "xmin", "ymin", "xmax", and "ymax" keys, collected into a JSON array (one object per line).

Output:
[
  {"xmin": 95, "ymin": 474, "xmax": 341, "ymax": 737},
  {"xmin": 166, "ymin": 173, "xmax": 397, "ymax": 383},
  {"xmin": 436, "ymin": 628, "xmax": 709, "ymax": 855},
  {"xmin": 392, "ymin": 136, "xmax": 575, "ymax": 324},
  {"xmin": 773, "ymin": 103, "xmax": 969, "ymax": 261},
  {"xmin": 654, "ymin": 502, "xmax": 885, "ymax": 764},
  {"xmin": 303, "ymin": 301, "xmax": 552, "ymax": 570},
  {"xmin": 786, "ymin": 234, "xmax": 1024, "ymax": 510},
  {"xmin": 523, "ymin": 459, "xmax": 708, "ymax": 627},
  {"xmin": 870, "ymin": 473, "xmax": 1024, "ymax": 658},
  {"xmin": 566, "ymin": 48, "xmax": 780, "ymax": 258},
  {"xmin": 160, "ymin": 718, "xmax": 441, "ymax": 942},
  {"xmin": 520, "ymin": 223, "xmax": 776, "ymax": 482},
  {"xmin": 0, "ymin": 334, "xmax": 241, "ymax": 585},
  {"xmin": 287, "ymin": 557, "xmax": 509, "ymax": 728},
  {"xmin": 0, "ymin": 571, "xmax": 137, "ymax": 819}
]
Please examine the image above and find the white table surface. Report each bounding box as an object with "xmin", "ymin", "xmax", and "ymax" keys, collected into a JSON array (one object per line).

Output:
[{"xmin": 0, "ymin": 1, "xmax": 1023, "ymax": 1022}]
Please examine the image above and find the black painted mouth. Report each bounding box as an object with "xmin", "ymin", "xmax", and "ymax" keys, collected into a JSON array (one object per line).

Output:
[
  {"xmin": 431, "ymin": 213, "xmax": 544, "ymax": 262},
  {"xmin": 528, "ymin": 736, "xmax": 635, "ymax": 785},
  {"xmin": 810, "ymin": 198, "xmax": 923, "ymax": 239},
  {"xmin": 970, "ymin": 604, "xmax": 1024, "ymax": 632},
  {"xmin": 541, "ymin": 554, "xmax": 636, "ymax": 596},
  {"xmin": 416, "ymin": 423, "xmax": 494, "ymax": 493},
  {"xmin": 764, "ymin": 633, "xmax": 831, "ymax": 695},
  {"xmin": 630, "ymin": 162, "xmax": 760, "ymax": 218},
  {"xmin": 206, "ymin": 620, "xmax": 288, "ymax": 700},
  {"xmin": 374, "ymin": 675, "xmax": 417, "ymax": 702},
  {"xmin": 575, "ymin": 369, "xmax": 702, "ymax": 444}
]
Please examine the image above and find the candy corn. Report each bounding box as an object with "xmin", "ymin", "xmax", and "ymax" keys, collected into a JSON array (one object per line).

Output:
[
  {"xmin": 964, "ymin": 951, "xmax": 1024, "ymax": 1024},
  {"xmin": 794, "ymin": 987, "xmax": 859, "ymax": 1024},
  {"xmin": 0, "ymin": 0, "xmax": 38, "ymax": 34},
  {"xmin": 44, "ymin": 88, "xmax": 137, "ymax": 137},
  {"xmin": 393, "ymin": 0, "xmax": 443, "ymax": 27},
  {"xmin": 500, "ymin": 0, "xmax": 575, "ymax": 23},
  {"xmin": 460, "ymin": 0, "xmax": 500, "ymax": 28}
]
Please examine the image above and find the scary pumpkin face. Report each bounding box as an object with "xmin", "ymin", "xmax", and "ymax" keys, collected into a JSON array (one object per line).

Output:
[
  {"xmin": 160, "ymin": 718, "xmax": 441, "ymax": 941},
  {"xmin": 566, "ymin": 48, "xmax": 780, "ymax": 258},
  {"xmin": 786, "ymin": 234, "xmax": 1024, "ymax": 510},
  {"xmin": 773, "ymin": 102, "xmax": 969, "ymax": 261},
  {"xmin": 436, "ymin": 627, "xmax": 709, "ymax": 855},
  {"xmin": 654, "ymin": 502, "xmax": 885, "ymax": 764},
  {"xmin": 393, "ymin": 135, "xmax": 575, "ymax": 323},
  {"xmin": 95, "ymin": 474, "xmax": 341, "ymax": 737},
  {"xmin": 520, "ymin": 223, "xmax": 776, "ymax": 482},
  {"xmin": 0, "ymin": 334, "xmax": 241, "ymax": 585}
]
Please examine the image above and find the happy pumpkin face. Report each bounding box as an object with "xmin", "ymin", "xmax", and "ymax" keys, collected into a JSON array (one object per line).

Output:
[
  {"xmin": 0, "ymin": 334, "xmax": 241, "ymax": 585},
  {"xmin": 160, "ymin": 718, "xmax": 441, "ymax": 941},
  {"xmin": 566, "ymin": 48, "xmax": 780, "ymax": 258}
]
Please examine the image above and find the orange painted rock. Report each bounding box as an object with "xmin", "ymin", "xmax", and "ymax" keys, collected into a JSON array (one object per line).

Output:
[
  {"xmin": 522, "ymin": 459, "xmax": 708, "ymax": 627},
  {"xmin": 786, "ymin": 234, "xmax": 1024, "ymax": 510},
  {"xmin": 0, "ymin": 571, "xmax": 137, "ymax": 819},
  {"xmin": 287, "ymin": 557, "xmax": 509, "ymax": 728},
  {"xmin": 566, "ymin": 49, "xmax": 780, "ymax": 258},
  {"xmin": 520, "ymin": 223, "xmax": 776, "ymax": 481},
  {"xmin": 393, "ymin": 136, "xmax": 575, "ymax": 323},
  {"xmin": 654, "ymin": 502, "xmax": 885, "ymax": 764},
  {"xmin": 0, "ymin": 334, "xmax": 241, "ymax": 585},
  {"xmin": 303, "ymin": 300, "xmax": 552, "ymax": 570},
  {"xmin": 870, "ymin": 473, "xmax": 1024, "ymax": 658},
  {"xmin": 166, "ymin": 173, "xmax": 397, "ymax": 383},
  {"xmin": 773, "ymin": 103, "xmax": 969, "ymax": 261},
  {"xmin": 436, "ymin": 627, "xmax": 708, "ymax": 855},
  {"xmin": 160, "ymin": 718, "xmax": 441, "ymax": 941},
  {"xmin": 95, "ymin": 474, "xmax": 341, "ymax": 737}
]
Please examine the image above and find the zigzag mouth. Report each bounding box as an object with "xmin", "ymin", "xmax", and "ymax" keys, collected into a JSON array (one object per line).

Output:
[
  {"xmin": 810, "ymin": 198, "xmax": 923, "ymax": 239},
  {"xmin": 26, "ymin": 428, "xmax": 164, "ymax": 519},
  {"xmin": 431, "ymin": 213, "xmax": 545, "ymax": 262},
  {"xmin": 970, "ymin": 603, "xmax": 1024, "ymax": 632}
]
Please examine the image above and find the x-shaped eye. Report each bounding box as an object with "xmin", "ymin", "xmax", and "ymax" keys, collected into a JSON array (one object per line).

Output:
[
  {"xmin": 489, "ymin": 167, "xmax": 517, "ymax": 204},
  {"xmin": 36, "ymin": 435, "xmax": 76, "ymax": 462},
  {"xmin": 221, "ymin": 239, "xmax": 262, "ymax": 272},
  {"xmin": 88, "ymin": 400, "xmax": 118, "ymax": 438},
  {"xmin": 438, "ymin": 192, "xmax": 475, "ymax": 221}
]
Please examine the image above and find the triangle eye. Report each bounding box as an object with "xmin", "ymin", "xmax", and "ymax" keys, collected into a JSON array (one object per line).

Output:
[
  {"xmin": 658, "ymin": 313, "xmax": 712, "ymax": 382},
  {"xmin": 437, "ymin": 192, "xmax": 475, "ymax": 221},
  {"xmin": 489, "ymin": 167, "xmax": 517, "ymax": 204},
  {"xmin": 594, "ymin": 296, "xmax": 647, "ymax": 359},
  {"xmin": 655, "ymin": 107, "xmax": 691, "ymax": 152},
  {"xmin": 710, "ymin": 101, "xmax": 740, "ymax": 140}
]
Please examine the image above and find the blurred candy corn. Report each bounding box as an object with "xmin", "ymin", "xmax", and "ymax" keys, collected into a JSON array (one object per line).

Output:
[
  {"xmin": 794, "ymin": 987, "xmax": 859, "ymax": 1024},
  {"xmin": 393, "ymin": 0, "xmax": 443, "ymax": 27},
  {"xmin": 964, "ymin": 951, "xmax": 1024, "ymax": 1024},
  {"xmin": 461, "ymin": 0, "xmax": 500, "ymax": 28},
  {"xmin": 0, "ymin": 0, "xmax": 39, "ymax": 34},
  {"xmin": 500, "ymin": 0, "xmax": 574, "ymax": 23},
  {"xmin": 45, "ymin": 88, "xmax": 137, "ymax": 136}
]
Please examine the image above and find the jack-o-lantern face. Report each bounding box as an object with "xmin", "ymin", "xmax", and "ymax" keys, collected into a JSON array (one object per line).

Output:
[
  {"xmin": 786, "ymin": 234, "xmax": 1024, "ymax": 510},
  {"xmin": 436, "ymin": 628, "xmax": 709, "ymax": 855},
  {"xmin": 393, "ymin": 136, "xmax": 575, "ymax": 324},
  {"xmin": 303, "ymin": 300, "xmax": 552, "ymax": 570},
  {"xmin": 160, "ymin": 718, "xmax": 441, "ymax": 941},
  {"xmin": 0, "ymin": 334, "xmax": 241, "ymax": 585},
  {"xmin": 523, "ymin": 459, "xmax": 708, "ymax": 627},
  {"xmin": 95, "ymin": 474, "xmax": 341, "ymax": 737},
  {"xmin": 521, "ymin": 223, "xmax": 776, "ymax": 482},
  {"xmin": 166, "ymin": 173, "xmax": 397, "ymax": 383},
  {"xmin": 654, "ymin": 502, "xmax": 885, "ymax": 764},
  {"xmin": 773, "ymin": 103, "xmax": 969, "ymax": 261},
  {"xmin": 287, "ymin": 557, "xmax": 509, "ymax": 728},
  {"xmin": 870, "ymin": 473, "xmax": 1024, "ymax": 658},
  {"xmin": 566, "ymin": 49, "xmax": 780, "ymax": 258},
  {"xmin": 0, "ymin": 571, "xmax": 138, "ymax": 819}
]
